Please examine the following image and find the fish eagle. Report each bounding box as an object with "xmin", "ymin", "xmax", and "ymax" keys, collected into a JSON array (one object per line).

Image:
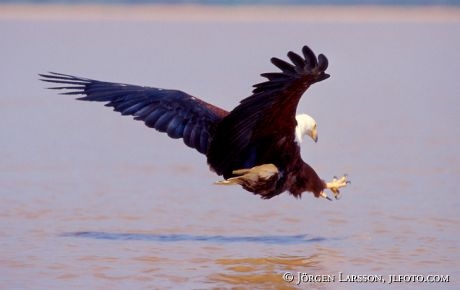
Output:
[{"xmin": 40, "ymin": 45, "xmax": 349, "ymax": 200}]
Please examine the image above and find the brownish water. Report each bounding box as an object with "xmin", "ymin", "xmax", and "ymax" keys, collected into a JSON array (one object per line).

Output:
[{"xmin": 1, "ymin": 6, "xmax": 459, "ymax": 289}]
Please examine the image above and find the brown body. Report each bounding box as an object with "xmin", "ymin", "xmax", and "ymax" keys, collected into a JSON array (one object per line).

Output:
[{"xmin": 207, "ymin": 46, "xmax": 330, "ymax": 198}]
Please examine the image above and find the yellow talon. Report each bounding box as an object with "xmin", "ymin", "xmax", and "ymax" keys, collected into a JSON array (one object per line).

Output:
[{"xmin": 324, "ymin": 175, "xmax": 349, "ymax": 200}]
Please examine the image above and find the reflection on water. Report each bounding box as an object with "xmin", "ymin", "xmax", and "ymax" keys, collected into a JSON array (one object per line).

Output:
[
  {"xmin": 64, "ymin": 232, "xmax": 332, "ymax": 244},
  {"xmin": 210, "ymin": 256, "xmax": 319, "ymax": 289},
  {"xmin": 62, "ymin": 231, "xmax": 325, "ymax": 288}
]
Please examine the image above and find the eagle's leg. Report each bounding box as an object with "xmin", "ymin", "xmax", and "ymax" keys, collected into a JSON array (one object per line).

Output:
[
  {"xmin": 321, "ymin": 175, "xmax": 350, "ymax": 200},
  {"xmin": 214, "ymin": 164, "xmax": 281, "ymax": 198},
  {"xmin": 215, "ymin": 164, "xmax": 279, "ymax": 186}
]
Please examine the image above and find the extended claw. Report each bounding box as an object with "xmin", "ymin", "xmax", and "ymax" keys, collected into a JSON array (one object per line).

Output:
[
  {"xmin": 325, "ymin": 174, "xmax": 349, "ymax": 200},
  {"xmin": 320, "ymin": 191, "xmax": 333, "ymax": 201},
  {"xmin": 335, "ymin": 191, "xmax": 342, "ymax": 200}
]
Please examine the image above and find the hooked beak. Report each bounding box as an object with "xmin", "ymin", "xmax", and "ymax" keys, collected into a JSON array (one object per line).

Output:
[{"xmin": 309, "ymin": 128, "xmax": 318, "ymax": 143}]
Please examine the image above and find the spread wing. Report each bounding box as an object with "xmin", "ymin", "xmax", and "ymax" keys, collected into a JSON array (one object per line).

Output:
[
  {"xmin": 207, "ymin": 45, "xmax": 329, "ymax": 176},
  {"xmin": 39, "ymin": 72, "xmax": 228, "ymax": 154}
]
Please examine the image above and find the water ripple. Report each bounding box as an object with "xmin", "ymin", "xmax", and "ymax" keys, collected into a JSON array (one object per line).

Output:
[{"xmin": 62, "ymin": 231, "xmax": 334, "ymax": 245}]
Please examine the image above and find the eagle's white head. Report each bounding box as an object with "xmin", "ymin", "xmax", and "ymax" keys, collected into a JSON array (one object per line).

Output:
[{"xmin": 295, "ymin": 114, "xmax": 318, "ymax": 144}]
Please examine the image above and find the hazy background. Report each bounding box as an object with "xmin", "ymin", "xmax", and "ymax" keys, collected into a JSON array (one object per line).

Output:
[
  {"xmin": 1, "ymin": 3, "xmax": 459, "ymax": 290},
  {"xmin": 1, "ymin": 0, "xmax": 460, "ymax": 5}
]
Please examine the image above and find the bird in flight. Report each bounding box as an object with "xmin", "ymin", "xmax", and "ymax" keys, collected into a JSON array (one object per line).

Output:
[{"xmin": 40, "ymin": 45, "xmax": 349, "ymax": 200}]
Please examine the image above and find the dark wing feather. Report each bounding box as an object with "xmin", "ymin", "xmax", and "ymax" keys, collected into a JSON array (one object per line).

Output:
[
  {"xmin": 39, "ymin": 72, "xmax": 228, "ymax": 154},
  {"xmin": 207, "ymin": 45, "xmax": 329, "ymax": 176}
]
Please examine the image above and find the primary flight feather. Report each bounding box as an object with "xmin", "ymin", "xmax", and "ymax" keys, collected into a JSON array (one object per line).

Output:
[{"xmin": 40, "ymin": 45, "xmax": 349, "ymax": 200}]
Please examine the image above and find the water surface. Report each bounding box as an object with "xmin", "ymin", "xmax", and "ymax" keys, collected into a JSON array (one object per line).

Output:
[{"xmin": 1, "ymin": 7, "xmax": 459, "ymax": 289}]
